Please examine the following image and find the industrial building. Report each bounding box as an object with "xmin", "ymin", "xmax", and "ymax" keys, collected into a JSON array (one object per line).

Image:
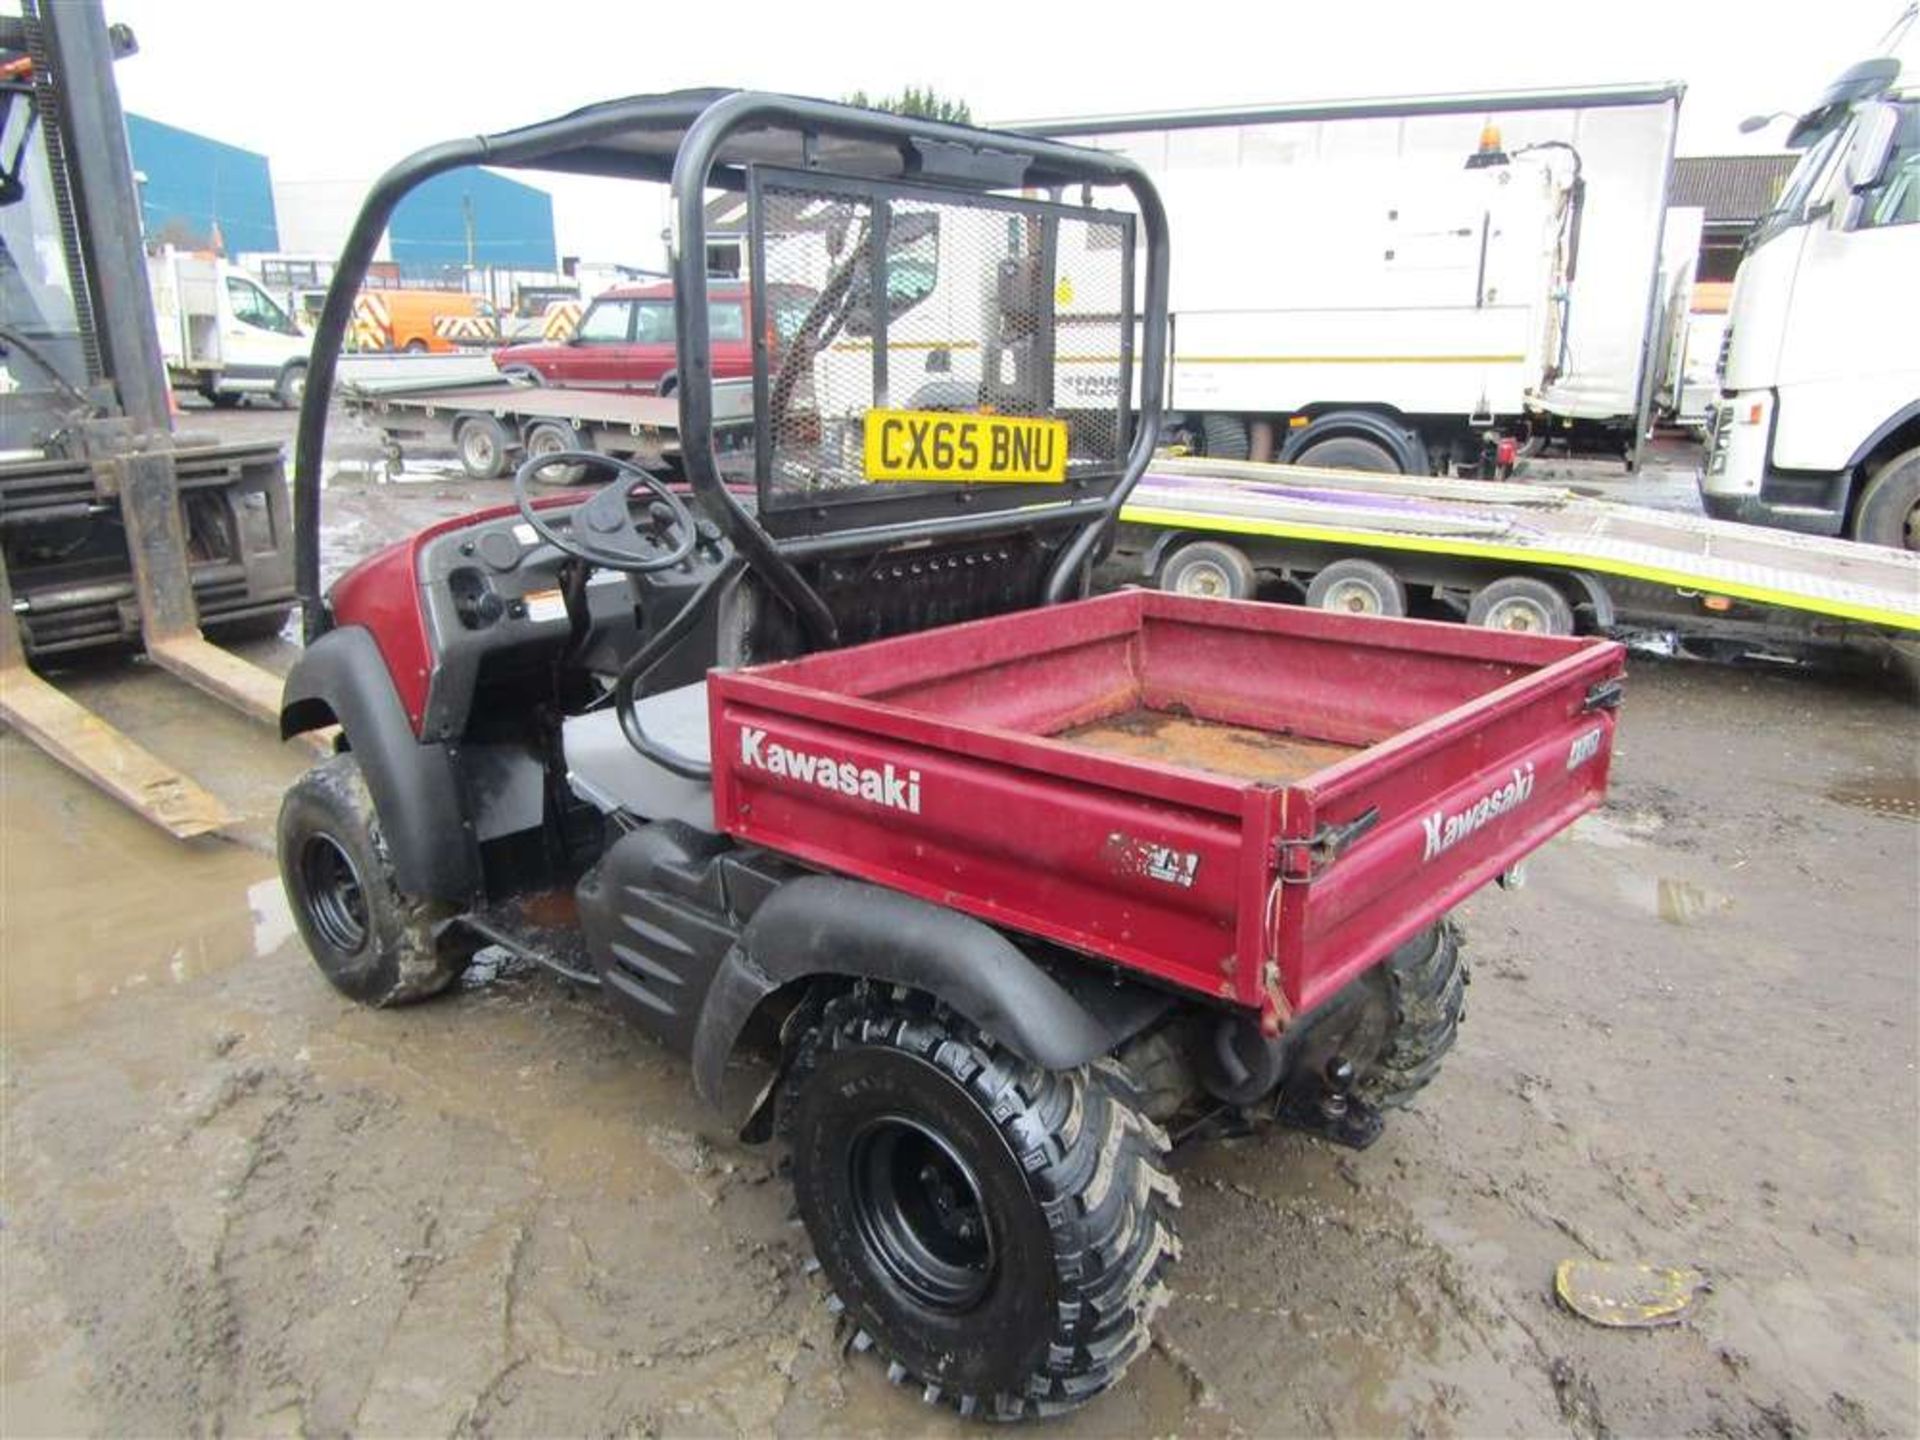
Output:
[
  {"xmin": 123, "ymin": 113, "xmax": 556, "ymax": 288},
  {"xmin": 125, "ymin": 113, "xmax": 278, "ymax": 255}
]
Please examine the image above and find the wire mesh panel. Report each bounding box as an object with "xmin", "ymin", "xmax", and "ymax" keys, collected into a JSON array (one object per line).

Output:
[{"xmin": 747, "ymin": 168, "xmax": 1133, "ymax": 528}]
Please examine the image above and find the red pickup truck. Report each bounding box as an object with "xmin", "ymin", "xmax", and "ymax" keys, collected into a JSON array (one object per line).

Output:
[{"xmin": 492, "ymin": 280, "xmax": 813, "ymax": 394}]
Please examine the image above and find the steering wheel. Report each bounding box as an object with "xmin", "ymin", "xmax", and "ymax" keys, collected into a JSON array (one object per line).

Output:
[{"xmin": 512, "ymin": 449, "xmax": 698, "ymax": 573}]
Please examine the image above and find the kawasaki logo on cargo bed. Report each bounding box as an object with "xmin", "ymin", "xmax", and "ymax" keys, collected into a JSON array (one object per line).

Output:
[
  {"xmin": 1421, "ymin": 763, "xmax": 1534, "ymax": 862},
  {"xmin": 739, "ymin": 727, "xmax": 922, "ymax": 814}
]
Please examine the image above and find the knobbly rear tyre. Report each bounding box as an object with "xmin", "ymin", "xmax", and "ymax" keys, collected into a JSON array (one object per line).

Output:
[
  {"xmin": 1355, "ymin": 920, "xmax": 1467, "ymax": 1108},
  {"xmin": 278, "ymin": 754, "xmax": 467, "ymax": 1007},
  {"xmin": 787, "ymin": 992, "xmax": 1181, "ymax": 1419}
]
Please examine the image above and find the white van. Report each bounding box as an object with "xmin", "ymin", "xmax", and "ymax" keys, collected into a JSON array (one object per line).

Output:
[{"xmin": 148, "ymin": 248, "xmax": 311, "ymax": 408}]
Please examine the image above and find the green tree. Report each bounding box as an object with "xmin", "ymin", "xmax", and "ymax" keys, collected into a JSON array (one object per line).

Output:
[{"xmin": 843, "ymin": 87, "xmax": 973, "ymax": 125}]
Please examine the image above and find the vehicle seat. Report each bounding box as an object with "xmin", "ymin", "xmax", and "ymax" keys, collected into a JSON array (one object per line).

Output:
[{"xmin": 562, "ymin": 682, "xmax": 714, "ymax": 829}]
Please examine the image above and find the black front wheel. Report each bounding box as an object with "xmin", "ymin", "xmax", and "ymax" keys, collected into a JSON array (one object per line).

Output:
[
  {"xmin": 787, "ymin": 994, "xmax": 1180, "ymax": 1419},
  {"xmin": 278, "ymin": 754, "xmax": 468, "ymax": 1006}
]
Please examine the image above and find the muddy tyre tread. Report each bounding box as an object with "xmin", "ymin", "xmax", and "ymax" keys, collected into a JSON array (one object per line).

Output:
[
  {"xmin": 278, "ymin": 754, "xmax": 465, "ymax": 1007},
  {"xmin": 794, "ymin": 990, "xmax": 1180, "ymax": 1420},
  {"xmin": 1357, "ymin": 920, "xmax": 1467, "ymax": 1108}
]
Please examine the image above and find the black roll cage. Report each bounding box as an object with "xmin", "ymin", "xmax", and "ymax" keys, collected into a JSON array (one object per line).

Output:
[{"xmin": 293, "ymin": 88, "xmax": 1170, "ymax": 646}]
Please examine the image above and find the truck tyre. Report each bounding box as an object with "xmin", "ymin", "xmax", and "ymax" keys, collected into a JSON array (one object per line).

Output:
[
  {"xmin": 1294, "ymin": 434, "xmax": 1400, "ymax": 473},
  {"xmin": 1198, "ymin": 414, "xmax": 1249, "ymax": 461},
  {"xmin": 1305, "ymin": 558, "xmax": 1408, "ymax": 617},
  {"xmin": 1355, "ymin": 921, "xmax": 1466, "ymax": 1109},
  {"xmin": 656, "ymin": 372, "xmax": 679, "ymax": 398},
  {"xmin": 205, "ymin": 389, "xmax": 243, "ymax": 410},
  {"xmin": 787, "ymin": 992, "xmax": 1180, "ymax": 1419},
  {"xmin": 1467, "ymin": 576, "xmax": 1576, "ymax": 635},
  {"xmin": 502, "ymin": 365, "xmax": 543, "ymax": 386},
  {"xmin": 524, "ymin": 420, "xmax": 589, "ymax": 486},
  {"xmin": 1158, "ymin": 539, "xmax": 1257, "ymax": 600},
  {"xmin": 274, "ymin": 362, "xmax": 308, "ymax": 410},
  {"xmin": 1851, "ymin": 446, "xmax": 1920, "ymax": 552},
  {"xmin": 455, "ymin": 415, "xmax": 513, "ymax": 480},
  {"xmin": 278, "ymin": 754, "xmax": 468, "ymax": 1007}
]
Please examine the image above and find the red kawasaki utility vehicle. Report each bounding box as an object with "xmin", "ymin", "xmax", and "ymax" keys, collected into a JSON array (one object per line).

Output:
[
  {"xmin": 492, "ymin": 278, "xmax": 815, "ymax": 394},
  {"xmin": 280, "ymin": 91, "xmax": 1625, "ymax": 1419}
]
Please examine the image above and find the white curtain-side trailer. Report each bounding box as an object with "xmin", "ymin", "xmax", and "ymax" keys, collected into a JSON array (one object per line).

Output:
[{"xmin": 1019, "ymin": 83, "xmax": 1683, "ymax": 476}]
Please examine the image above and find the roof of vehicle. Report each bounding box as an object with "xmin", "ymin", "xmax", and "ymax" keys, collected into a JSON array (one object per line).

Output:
[{"xmin": 467, "ymin": 87, "xmax": 1146, "ymax": 194}]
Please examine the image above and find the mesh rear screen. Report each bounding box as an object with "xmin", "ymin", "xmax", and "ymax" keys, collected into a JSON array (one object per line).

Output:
[{"xmin": 748, "ymin": 169, "xmax": 1133, "ymax": 515}]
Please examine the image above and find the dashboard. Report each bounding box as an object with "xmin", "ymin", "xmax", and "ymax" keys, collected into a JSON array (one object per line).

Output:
[{"xmin": 410, "ymin": 502, "xmax": 732, "ymax": 742}]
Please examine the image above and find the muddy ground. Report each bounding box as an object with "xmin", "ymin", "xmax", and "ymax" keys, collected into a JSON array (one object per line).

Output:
[{"xmin": 2, "ymin": 411, "xmax": 1916, "ymax": 1437}]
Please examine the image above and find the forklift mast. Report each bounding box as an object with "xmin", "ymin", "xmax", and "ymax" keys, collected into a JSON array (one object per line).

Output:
[{"xmin": 0, "ymin": 0, "xmax": 299, "ymax": 838}]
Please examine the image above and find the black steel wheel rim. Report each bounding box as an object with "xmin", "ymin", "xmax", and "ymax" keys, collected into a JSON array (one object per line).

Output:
[
  {"xmin": 848, "ymin": 1115, "xmax": 996, "ymax": 1313},
  {"xmin": 298, "ymin": 833, "xmax": 370, "ymax": 954}
]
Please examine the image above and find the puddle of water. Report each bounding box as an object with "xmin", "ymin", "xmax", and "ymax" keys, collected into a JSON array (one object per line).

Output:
[
  {"xmin": 1616, "ymin": 874, "xmax": 1733, "ymax": 926},
  {"xmin": 0, "ymin": 747, "xmax": 290, "ymax": 1038},
  {"xmin": 1825, "ymin": 774, "xmax": 1920, "ymax": 821}
]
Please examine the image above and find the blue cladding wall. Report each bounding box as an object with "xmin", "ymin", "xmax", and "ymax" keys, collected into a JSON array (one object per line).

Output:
[
  {"xmin": 389, "ymin": 168, "xmax": 556, "ymax": 276},
  {"xmin": 126, "ymin": 114, "xmax": 278, "ymax": 255}
]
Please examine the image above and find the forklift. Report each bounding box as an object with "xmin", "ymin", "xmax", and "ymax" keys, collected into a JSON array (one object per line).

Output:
[
  {"xmin": 278, "ymin": 90, "xmax": 1625, "ymax": 1417},
  {"xmin": 0, "ymin": 0, "xmax": 297, "ymax": 837}
]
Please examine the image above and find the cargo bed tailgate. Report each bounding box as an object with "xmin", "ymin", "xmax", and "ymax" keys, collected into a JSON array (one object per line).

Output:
[{"xmin": 1271, "ymin": 637, "xmax": 1623, "ymax": 1019}]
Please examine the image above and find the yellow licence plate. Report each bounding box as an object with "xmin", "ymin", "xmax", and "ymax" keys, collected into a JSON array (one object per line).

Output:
[{"xmin": 863, "ymin": 408, "xmax": 1069, "ymax": 484}]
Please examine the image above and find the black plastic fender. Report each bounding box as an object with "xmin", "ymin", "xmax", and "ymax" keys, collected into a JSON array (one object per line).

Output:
[
  {"xmin": 280, "ymin": 625, "xmax": 479, "ymax": 902},
  {"xmin": 690, "ymin": 874, "xmax": 1118, "ymax": 1106},
  {"xmin": 1279, "ymin": 408, "xmax": 1430, "ymax": 475}
]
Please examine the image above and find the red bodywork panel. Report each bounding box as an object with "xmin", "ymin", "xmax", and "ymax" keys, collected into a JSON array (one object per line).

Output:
[
  {"xmin": 328, "ymin": 499, "xmax": 547, "ymax": 733},
  {"xmin": 709, "ymin": 591, "xmax": 1623, "ymax": 1027}
]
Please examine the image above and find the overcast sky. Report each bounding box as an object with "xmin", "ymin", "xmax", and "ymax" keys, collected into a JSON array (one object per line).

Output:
[{"xmin": 106, "ymin": 0, "xmax": 1910, "ymax": 266}]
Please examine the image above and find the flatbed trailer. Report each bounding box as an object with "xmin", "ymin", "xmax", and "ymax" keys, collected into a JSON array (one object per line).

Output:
[
  {"xmin": 344, "ymin": 376, "xmax": 754, "ymax": 481},
  {"xmin": 1119, "ymin": 456, "xmax": 1920, "ymax": 657}
]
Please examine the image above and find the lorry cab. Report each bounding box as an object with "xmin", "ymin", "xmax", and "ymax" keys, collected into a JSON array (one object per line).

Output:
[
  {"xmin": 148, "ymin": 248, "xmax": 311, "ymax": 408},
  {"xmin": 1705, "ymin": 58, "xmax": 1920, "ymax": 548}
]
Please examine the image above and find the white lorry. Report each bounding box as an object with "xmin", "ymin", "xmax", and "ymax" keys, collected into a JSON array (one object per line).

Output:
[
  {"xmin": 146, "ymin": 247, "xmax": 311, "ymax": 408},
  {"xmin": 1020, "ymin": 84, "xmax": 1683, "ymax": 477},
  {"xmin": 1702, "ymin": 55, "xmax": 1920, "ymax": 551}
]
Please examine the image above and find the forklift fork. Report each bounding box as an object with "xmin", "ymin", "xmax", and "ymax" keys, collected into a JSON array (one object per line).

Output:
[
  {"xmin": 0, "ymin": 556, "xmax": 234, "ymax": 838},
  {"xmin": 0, "ymin": 0, "xmax": 311, "ymax": 837}
]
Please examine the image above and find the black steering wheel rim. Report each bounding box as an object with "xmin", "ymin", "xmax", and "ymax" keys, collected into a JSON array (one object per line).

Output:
[{"xmin": 512, "ymin": 449, "xmax": 699, "ymax": 573}]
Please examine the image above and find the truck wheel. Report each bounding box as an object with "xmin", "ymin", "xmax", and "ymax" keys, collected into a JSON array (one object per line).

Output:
[
  {"xmin": 787, "ymin": 994, "xmax": 1180, "ymax": 1419},
  {"xmin": 1305, "ymin": 558, "xmax": 1407, "ymax": 617},
  {"xmin": 502, "ymin": 366, "xmax": 543, "ymax": 386},
  {"xmin": 455, "ymin": 415, "xmax": 512, "ymax": 480},
  {"xmin": 205, "ymin": 390, "xmax": 244, "ymax": 410},
  {"xmin": 1158, "ymin": 539, "xmax": 1257, "ymax": 600},
  {"xmin": 1294, "ymin": 435, "xmax": 1400, "ymax": 473},
  {"xmin": 1467, "ymin": 576, "xmax": 1575, "ymax": 635},
  {"xmin": 1198, "ymin": 414, "xmax": 1249, "ymax": 461},
  {"xmin": 278, "ymin": 754, "xmax": 467, "ymax": 1007},
  {"xmin": 1355, "ymin": 921, "xmax": 1466, "ymax": 1109},
  {"xmin": 524, "ymin": 421, "xmax": 588, "ymax": 485},
  {"xmin": 1851, "ymin": 446, "xmax": 1920, "ymax": 552},
  {"xmin": 274, "ymin": 362, "xmax": 308, "ymax": 410}
]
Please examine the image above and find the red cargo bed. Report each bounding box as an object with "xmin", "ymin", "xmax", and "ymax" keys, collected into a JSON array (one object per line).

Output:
[{"xmin": 708, "ymin": 591, "xmax": 1624, "ymax": 1030}]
